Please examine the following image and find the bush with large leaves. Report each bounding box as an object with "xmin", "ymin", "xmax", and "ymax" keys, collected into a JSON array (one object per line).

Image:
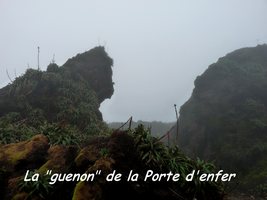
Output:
[{"xmin": 132, "ymin": 125, "xmax": 224, "ymax": 200}]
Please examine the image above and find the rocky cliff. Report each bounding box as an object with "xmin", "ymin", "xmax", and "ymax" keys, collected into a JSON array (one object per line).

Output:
[
  {"xmin": 178, "ymin": 44, "xmax": 267, "ymax": 194},
  {"xmin": 0, "ymin": 46, "xmax": 114, "ymax": 139}
]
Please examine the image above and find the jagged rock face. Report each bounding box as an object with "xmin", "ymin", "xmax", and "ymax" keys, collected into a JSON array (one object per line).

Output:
[
  {"xmin": 178, "ymin": 45, "xmax": 267, "ymax": 189},
  {"xmin": 62, "ymin": 46, "xmax": 114, "ymax": 103},
  {"xmin": 0, "ymin": 46, "xmax": 113, "ymax": 130}
]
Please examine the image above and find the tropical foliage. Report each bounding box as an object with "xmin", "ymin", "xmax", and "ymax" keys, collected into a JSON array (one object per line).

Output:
[
  {"xmin": 18, "ymin": 170, "xmax": 53, "ymax": 199},
  {"xmin": 132, "ymin": 125, "xmax": 224, "ymax": 199}
]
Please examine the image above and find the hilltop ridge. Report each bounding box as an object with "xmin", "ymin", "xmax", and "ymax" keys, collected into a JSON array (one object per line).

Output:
[
  {"xmin": 0, "ymin": 46, "xmax": 114, "ymax": 136},
  {"xmin": 178, "ymin": 44, "xmax": 267, "ymax": 195}
]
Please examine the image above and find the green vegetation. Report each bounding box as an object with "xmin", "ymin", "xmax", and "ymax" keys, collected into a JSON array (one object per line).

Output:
[
  {"xmin": 0, "ymin": 46, "xmax": 113, "ymax": 145},
  {"xmin": 99, "ymin": 147, "xmax": 109, "ymax": 157},
  {"xmin": 3, "ymin": 44, "xmax": 263, "ymax": 199},
  {"xmin": 132, "ymin": 125, "xmax": 224, "ymax": 199},
  {"xmin": 18, "ymin": 171, "xmax": 53, "ymax": 199},
  {"xmin": 0, "ymin": 123, "xmax": 224, "ymax": 199}
]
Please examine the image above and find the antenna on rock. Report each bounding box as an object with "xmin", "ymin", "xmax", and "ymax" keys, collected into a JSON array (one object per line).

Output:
[
  {"xmin": 37, "ymin": 46, "xmax": 40, "ymax": 70},
  {"xmin": 52, "ymin": 54, "xmax": 55, "ymax": 64}
]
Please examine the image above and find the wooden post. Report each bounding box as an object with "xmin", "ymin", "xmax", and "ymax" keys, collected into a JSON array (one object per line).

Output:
[
  {"xmin": 128, "ymin": 116, "xmax": 133, "ymax": 130},
  {"xmin": 167, "ymin": 132, "xmax": 170, "ymax": 147},
  {"xmin": 174, "ymin": 104, "xmax": 179, "ymax": 144}
]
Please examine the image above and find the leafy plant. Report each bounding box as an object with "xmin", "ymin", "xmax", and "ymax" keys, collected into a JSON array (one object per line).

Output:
[
  {"xmin": 133, "ymin": 124, "xmax": 168, "ymax": 169},
  {"xmin": 39, "ymin": 122, "xmax": 80, "ymax": 146},
  {"xmin": 18, "ymin": 170, "xmax": 53, "ymax": 199},
  {"xmin": 132, "ymin": 124, "xmax": 224, "ymax": 199},
  {"xmin": 99, "ymin": 147, "xmax": 109, "ymax": 157},
  {"xmin": 184, "ymin": 158, "xmax": 224, "ymax": 199},
  {"xmin": 167, "ymin": 146, "xmax": 192, "ymax": 177},
  {"xmin": 253, "ymin": 183, "xmax": 267, "ymax": 197},
  {"xmin": 0, "ymin": 114, "xmax": 36, "ymax": 144}
]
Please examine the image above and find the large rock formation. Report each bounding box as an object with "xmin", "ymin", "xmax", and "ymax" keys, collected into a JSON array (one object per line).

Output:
[
  {"xmin": 0, "ymin": 46, "xmax": 113, "ymax": 135},
  {"xmin": 62, "ymin": 46, "xmax": 114, "ymax": 103},
  {"xmin": 178, "ymin": 44, "xmax": 267, "ymax": 193}
]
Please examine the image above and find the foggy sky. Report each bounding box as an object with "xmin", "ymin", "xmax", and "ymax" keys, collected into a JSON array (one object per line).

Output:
[{"xmin": 1, "ymin": 0, "xmax": 267, "ymax": 122}]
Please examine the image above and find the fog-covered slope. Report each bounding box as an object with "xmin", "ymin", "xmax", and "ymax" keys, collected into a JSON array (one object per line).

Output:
[{"xmin": 179, "ymin": 44, "xmax": 267, "ymax": 193}]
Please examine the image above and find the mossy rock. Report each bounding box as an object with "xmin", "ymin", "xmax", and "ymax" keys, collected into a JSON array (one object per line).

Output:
[
  {"xmin": 72, "ymin": 157, "xmax": 114, "ymax": 200},
  {"xmin": 12, "ymin": 193, "xmax": 42, "ymax": 200},
  {"xmin": 75, "ymin": 145, "xmax": 101, "ymax": 169},
  {"xmin": 88, "ymin": 157, "xmax": 115, "ymax": 176},
  {"xmin": 7, "ymin": 176, "xmax": 22, "ymax": 199},
  {"xmin": 72, "ymin": 181, "xmax": 102, "ymax": 200},
  {"xmin": 11, "ymin": 192, "xmax": 28, "ymax": 200},
  {"xmin": 38, "ymin": 145, "xmax": 77, "ymax": 174},
  {"xmin": 0, "ymin": 134, "xmax": 49, "ymax": 172}
]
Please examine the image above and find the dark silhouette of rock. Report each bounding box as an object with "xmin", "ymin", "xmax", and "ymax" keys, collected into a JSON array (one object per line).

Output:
[
  {"xmin": 178, "ymin": 44, "xmax": 267, "ymax": 193},
  {"xmin": 0, "ymin": 46, "xmax": 114, "ymax": 132}
]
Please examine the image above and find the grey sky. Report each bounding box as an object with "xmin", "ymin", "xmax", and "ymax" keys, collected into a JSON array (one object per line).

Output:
[{"xmin": 1, "ymin": 0, "xmax": 267, "ymax": 122}]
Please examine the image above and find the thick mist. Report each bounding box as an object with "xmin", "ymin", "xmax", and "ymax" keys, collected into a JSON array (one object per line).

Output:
[{"xmin": 1, "ymin": 0, "xmax": 267, "ymax": 122}]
